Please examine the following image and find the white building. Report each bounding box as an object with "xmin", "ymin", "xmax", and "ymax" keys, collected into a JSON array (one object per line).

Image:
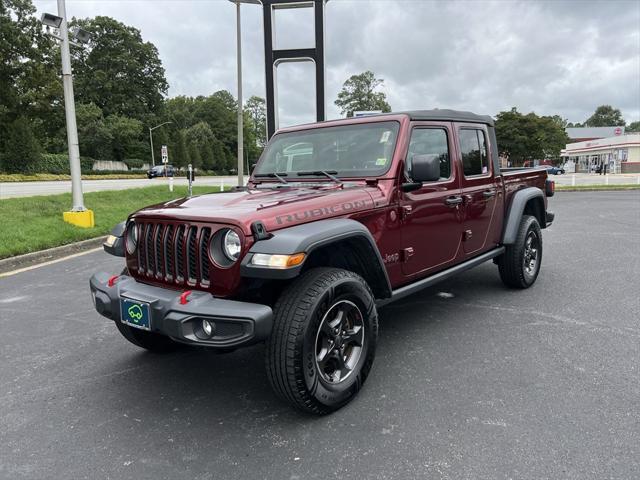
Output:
[{"xmin": 561, "ymin": 134, "xmax": 640, "ymax": 173}]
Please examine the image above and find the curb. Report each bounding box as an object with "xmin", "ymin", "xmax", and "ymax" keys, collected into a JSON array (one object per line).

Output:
[{"xmin": 0, "ymin": 236, "xmax": 107, "ymax": 275}]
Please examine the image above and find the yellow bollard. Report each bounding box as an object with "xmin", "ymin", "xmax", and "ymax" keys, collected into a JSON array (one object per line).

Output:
[{"xmin": 63, "ymin": 210, "xmax": 95, "ymax": 228}]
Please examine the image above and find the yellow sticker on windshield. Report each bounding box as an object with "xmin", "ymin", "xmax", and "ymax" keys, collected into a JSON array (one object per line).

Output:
[{"xmin": 376, "ymin": 158, "xmax": 387, "ymax": 166}]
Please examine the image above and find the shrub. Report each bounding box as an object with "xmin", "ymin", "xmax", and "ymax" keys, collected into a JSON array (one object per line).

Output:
[
  {"xmin": 124, "ymin": 158, "xmax": 144, "ymax": 169},
  {"xmin": 1, "ymin": 117, "xmax": 42, "ymax": 173}
]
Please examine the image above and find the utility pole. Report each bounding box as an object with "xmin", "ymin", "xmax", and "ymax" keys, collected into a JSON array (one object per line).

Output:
[
  {"xmin": 149, "ymin": 127, "xmax": 156, "ymax": 167},
  {"xmin": 149, "ymin": 122, "xmax": 172, "ymax": 168},
  {"xmin": 58, "ymin": 0, "xmax": 93, "ymax": 227},
  {"xmin": 235, "ymin": 0, "xmax": 244, "ymax": 187}
]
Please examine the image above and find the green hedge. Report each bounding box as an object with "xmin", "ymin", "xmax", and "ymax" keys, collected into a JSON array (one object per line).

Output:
[
  {"xmin": 17, "ymin": 154, "xmax": 96, "ymax": 174},
  {"xmin": 124, "ymin": 158, "xmax": 144, "ymax": 169}
]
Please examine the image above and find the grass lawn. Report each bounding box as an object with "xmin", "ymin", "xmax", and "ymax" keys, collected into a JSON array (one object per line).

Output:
[
  {"xmin": 555, "ymin": 184, "xmax": 640, "ymax": 191},
  {"xmin": 0, "ymin": 185, "xmax": 227, "ymax": 259}
]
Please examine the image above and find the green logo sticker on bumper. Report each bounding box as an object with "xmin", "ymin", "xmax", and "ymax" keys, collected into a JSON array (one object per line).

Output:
[{"xmin": 121, "ymin": 298, "xmax": 151, "ymax": 330}]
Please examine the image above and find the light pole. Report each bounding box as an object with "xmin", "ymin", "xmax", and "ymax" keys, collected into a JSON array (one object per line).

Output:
[
  {"xmin": 229, "ymin": 0, "xmax": 261, "ymax": 187},
  {"xmin": 41, "ymin": 0, "xmax": 93, "ymax": 227},
  {"xmin": 148, "ymin": 122, "xmax": 172, "ymax": 167}
]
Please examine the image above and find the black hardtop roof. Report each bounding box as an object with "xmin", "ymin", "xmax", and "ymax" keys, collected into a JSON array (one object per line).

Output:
[{"xmin": 386, "ymin": 109, "xmax": 494, "ymax": 126}]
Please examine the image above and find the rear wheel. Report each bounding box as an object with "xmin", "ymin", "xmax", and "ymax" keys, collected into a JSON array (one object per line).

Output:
[
  {"xmin": 498, "ymin": 215, "xmax": 542, "ymax": 289},
  {"xmin": 266, "ymin": 267, "xmax": 378, "ymax": 415}
]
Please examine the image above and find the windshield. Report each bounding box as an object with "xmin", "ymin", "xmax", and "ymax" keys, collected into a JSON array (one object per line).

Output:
[{"xmin": 254, "ymin": 121, "xmax": 400, "ymax": 178}]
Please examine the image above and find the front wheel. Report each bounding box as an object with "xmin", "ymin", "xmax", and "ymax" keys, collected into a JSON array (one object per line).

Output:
[
  {"xmin": 498, "ymin": 215, "xmax": 542, "ymax": 289},
  {"xmin": 266, "ymin": 268, "xmax": 378, "ymax": 415}
]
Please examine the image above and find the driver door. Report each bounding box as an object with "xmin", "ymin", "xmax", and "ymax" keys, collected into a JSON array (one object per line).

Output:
[{"xmin": 400, "ymin": 123, "xmax": 463, "ymax": 278}]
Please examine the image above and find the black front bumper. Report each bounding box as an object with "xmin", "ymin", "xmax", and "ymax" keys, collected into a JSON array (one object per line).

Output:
[{"xmin": 90, "ymin": 272, "xmax": 273, "ymax": 348}]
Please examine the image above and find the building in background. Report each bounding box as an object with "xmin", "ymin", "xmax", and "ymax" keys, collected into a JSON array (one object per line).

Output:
[
  {"xmin": 566, "ymin": 126, "xmax": 625, "ymax": 143},
  {"xmin": 561, "ymin": 134, "xmax": 640, "ymax": 173}
]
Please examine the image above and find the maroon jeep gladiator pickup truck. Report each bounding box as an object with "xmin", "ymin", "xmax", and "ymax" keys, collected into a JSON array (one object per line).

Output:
[{"xmin": 91, "ymin": 110, "xmax": 555, "ymax": 414}]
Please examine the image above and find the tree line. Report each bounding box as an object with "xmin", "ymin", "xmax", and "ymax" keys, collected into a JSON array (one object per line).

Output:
[
  {"xmin": 336, "ymin": 71, "xmax": 639, "ymax": 166},
  {"xmin": 2, "ymin": 0, "xmax": 637, "ymax": 174},
  {"xmin": 0, "ymin": 0, "xmax": 265, "ymax": 174}
]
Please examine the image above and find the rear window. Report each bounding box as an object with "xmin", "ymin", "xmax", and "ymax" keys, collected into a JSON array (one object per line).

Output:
[{"xmin": 459, "ymin": 129, "xmax": 489, "ymax": 176}]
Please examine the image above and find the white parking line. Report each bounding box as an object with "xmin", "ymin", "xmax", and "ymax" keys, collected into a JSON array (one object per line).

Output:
[{"xmin": 0, "ymin": 247, "xmax": 103, "ymax": 278}]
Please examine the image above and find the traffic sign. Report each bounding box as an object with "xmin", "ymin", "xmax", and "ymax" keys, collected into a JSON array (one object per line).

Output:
[{"xmin": 161, "ymin": 145, "xmax": 168, "ymax": 163}]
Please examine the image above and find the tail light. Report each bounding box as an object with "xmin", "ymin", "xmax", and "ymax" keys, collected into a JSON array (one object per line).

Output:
[{"xmin": 546, "ymin": 179, "xmax": 555, "ymax": 197}]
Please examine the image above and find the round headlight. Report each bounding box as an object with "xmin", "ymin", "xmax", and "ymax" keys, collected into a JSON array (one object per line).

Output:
[
  {"xmin": 125, "ymin": 221, "xmax": 137, "ymax": 254},
  {"xmin": 222, "ymin": 229, "xmax": 241, "ymax": 261}
]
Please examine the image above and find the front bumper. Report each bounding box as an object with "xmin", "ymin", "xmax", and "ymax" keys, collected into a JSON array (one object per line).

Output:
[{"xmin": 90, "ymin": 272, "xmax": 273, "ymax": 348}]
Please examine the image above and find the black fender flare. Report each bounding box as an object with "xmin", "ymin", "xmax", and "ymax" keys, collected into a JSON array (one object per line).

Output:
[
  {"xmin": 502, "ymin": 187, "xmax": 545, "ymax": 244},
  {"xmin": 103, "ymin": 221, "xmax": 126, "ymax": 257},
  {"xmin": 240, "ymin": 218, "xmax": 392, "ymax": 299}
]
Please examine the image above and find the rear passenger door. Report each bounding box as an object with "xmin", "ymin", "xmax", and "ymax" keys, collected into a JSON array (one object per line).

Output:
[
  {"xmin": 400, "ymin": 123, "xmax": 463, "ymax": 277},
  {"xmin": 456, "ymin": 125, "xmax": 500, "ymax": 255}
]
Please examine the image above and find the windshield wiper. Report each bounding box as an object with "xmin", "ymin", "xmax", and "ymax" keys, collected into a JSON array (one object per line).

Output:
[
  {"xmin": 254, "ymin": 172, "xmax": 289, "ymax": 184},
  {"xmin": 297, "ymin": 170, "xmax": 342, "ymax": 185}
]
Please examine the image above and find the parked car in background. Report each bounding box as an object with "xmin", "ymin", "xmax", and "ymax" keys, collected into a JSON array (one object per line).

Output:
[
  {"xmin": 544, "ymin": 165, "xmax": 565, "ymax": 175},
  {"xmin": 147, "ymin": 165, "xmax": 174, "ymax": 178}
]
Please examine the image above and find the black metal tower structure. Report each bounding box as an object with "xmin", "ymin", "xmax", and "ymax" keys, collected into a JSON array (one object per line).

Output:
[{"xmin": 261, "ymin": 0, "xmax": 327, "ymax": 140}]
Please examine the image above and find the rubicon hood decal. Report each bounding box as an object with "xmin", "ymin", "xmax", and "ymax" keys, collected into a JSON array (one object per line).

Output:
[{"xmin": 133, "ymin": 184, "xmax": 380, "ymax": 233}]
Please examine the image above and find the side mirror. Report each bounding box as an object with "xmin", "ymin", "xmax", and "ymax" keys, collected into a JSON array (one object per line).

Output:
[
  {"xmin": 411, "ymin": 154, "xmax": 441, "ymax": 183},
  {"xmin": 249, "ymin": 163, "xmax": 257, "ymax": 174}
]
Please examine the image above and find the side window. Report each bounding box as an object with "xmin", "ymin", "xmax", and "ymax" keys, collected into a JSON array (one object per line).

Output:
[
  {"xmin": 407, "ymin": 128, "xmax": 451, "ymax": 181},
  {"xmin": 459, "ymin": 129, "xmax": 489, "ymax": 176}
]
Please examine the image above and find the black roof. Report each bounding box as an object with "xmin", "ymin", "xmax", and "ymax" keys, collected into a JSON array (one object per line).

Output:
[{"xmin": 388, "ymin": 109, "xmax": 494, "ymax": 126}]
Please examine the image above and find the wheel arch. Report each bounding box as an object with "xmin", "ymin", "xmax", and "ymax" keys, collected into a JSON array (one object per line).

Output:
[
  {"xmin": 240, "ymin": 218, "xmax": 392, "ymax": 299},
  {"xmin": 502, "ymin": 187, "xmax": 546, "ymax": 244}
]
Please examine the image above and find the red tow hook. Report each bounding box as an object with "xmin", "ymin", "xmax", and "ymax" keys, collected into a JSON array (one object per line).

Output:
[
  {"xmin": 179, "ymin": 290, "xmax": 193, "ymax": 305},
  {"xmin": 107, "ymin": 275, "xmax": 119, "ymax": 287}
]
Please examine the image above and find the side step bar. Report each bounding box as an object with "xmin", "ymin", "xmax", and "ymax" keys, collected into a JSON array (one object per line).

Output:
[{"xmin": 377, "ymin": 247, "xmax": 505, "ymax": 307}]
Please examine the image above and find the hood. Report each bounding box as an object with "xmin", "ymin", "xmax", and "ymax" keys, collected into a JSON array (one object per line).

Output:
[{"xmin": 133, "ymin": 183, "xmax": 382, "ymax": 233}]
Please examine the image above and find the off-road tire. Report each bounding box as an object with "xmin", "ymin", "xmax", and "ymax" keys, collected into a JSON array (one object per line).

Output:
[
  {"xmin": 114, "ymin": 267, "xmax": 181, "ymax": 353},
  {"xmin": 266, "ymin": 267, "xmax": 378, "ymax": 415},
  {"xmin": 498, "ymin": 214, "xmax": 542, "ymax": 289}
]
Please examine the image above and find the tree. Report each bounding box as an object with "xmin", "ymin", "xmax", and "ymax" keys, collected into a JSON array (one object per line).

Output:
[
  {"xmin": 245, "ymin": 96, "xmax": 267, "ymax": 147},
  {"xmin": 626, "ymin": 121, "xmax": 640, "ymax": 133},
  {"xmin": 585, "ymin": 105, "xmax": 625, "ymax": 127},
  {"xmin": 186, "ymin": 122, "xmax": 215, "ymax": 170},
  {"xmin": 104, "ymin": 115, "xmax": 145, "ymax": 161},
  {"xmin": 335, "ymin": 71, "xmax": 391, "ymax": 118},
  {"xmin": 1, "ymin": 117, "xmax": 42, "ymax": 173},
  {"xmin": 0, "ymin": 0, "xmax": 60, "ymax": 153},
  {"xmin": 495, "ymin": 108, "xmax": 568, "ymax": 166},
  {"xmin": 170, "ymin": 129, "xmax": 188, "ymax": 168},
  {"xmin": 76, "ymin": 103, "xmax": 113, "ymax": 160},
  {"xmin": 70, "ymin": 16, "xmax": 168, "ymax": 119}
]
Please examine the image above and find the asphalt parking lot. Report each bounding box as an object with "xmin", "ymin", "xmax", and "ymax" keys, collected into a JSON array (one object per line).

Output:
[{"xmin": 1, "ymin": 191, "xmax": 638, "ymax": 479}]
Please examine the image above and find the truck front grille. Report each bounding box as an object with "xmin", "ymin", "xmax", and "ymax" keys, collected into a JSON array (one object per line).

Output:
[{"xmin": 135, "ymin": 221, "xmax": 212, "ymax": 287}]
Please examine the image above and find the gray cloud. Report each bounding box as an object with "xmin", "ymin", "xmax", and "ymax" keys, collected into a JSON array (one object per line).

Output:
[{"xmin": 35, "ymin": 0, "xmax": 640, "ymax": 126}]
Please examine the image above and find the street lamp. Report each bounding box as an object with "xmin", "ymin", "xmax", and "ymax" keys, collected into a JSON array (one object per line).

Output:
[
  {"xmin": 229, "ymin": 0, "xmax": 261, "ymax": 186},
  {"xmin": 148, "ymin": 122, "xmax": 172, "ymax": 167},
  {"xmin": 41, "ymin": 0, "xmax": 94, "ymax": 228}
]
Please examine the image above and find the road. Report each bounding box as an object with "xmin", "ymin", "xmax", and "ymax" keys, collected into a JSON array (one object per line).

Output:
[
  {"xmin": 2, "ymin": 173, "xmax": 639, "ymax": 199},
  {"xmin": 1, "ymin": 191, "xmax": 639, "ymax": 479},
  {"xmin": 0, "ymin": 176, "xmax": 243, "ymax": 199}
]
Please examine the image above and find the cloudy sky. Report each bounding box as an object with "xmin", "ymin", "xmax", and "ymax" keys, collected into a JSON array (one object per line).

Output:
[{"xmin": 34, "ymin": 0, "xmax": 640, "ymax": 128}]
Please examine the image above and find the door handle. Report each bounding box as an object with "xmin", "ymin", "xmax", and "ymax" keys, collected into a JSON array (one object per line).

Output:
[
  {"xmin": 444, "ymin": 196, "xmax": 463, "ymax": 206},
  {"xmin": 483, "ymin": 190, "xmax": 496, "ymax": 198}
]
